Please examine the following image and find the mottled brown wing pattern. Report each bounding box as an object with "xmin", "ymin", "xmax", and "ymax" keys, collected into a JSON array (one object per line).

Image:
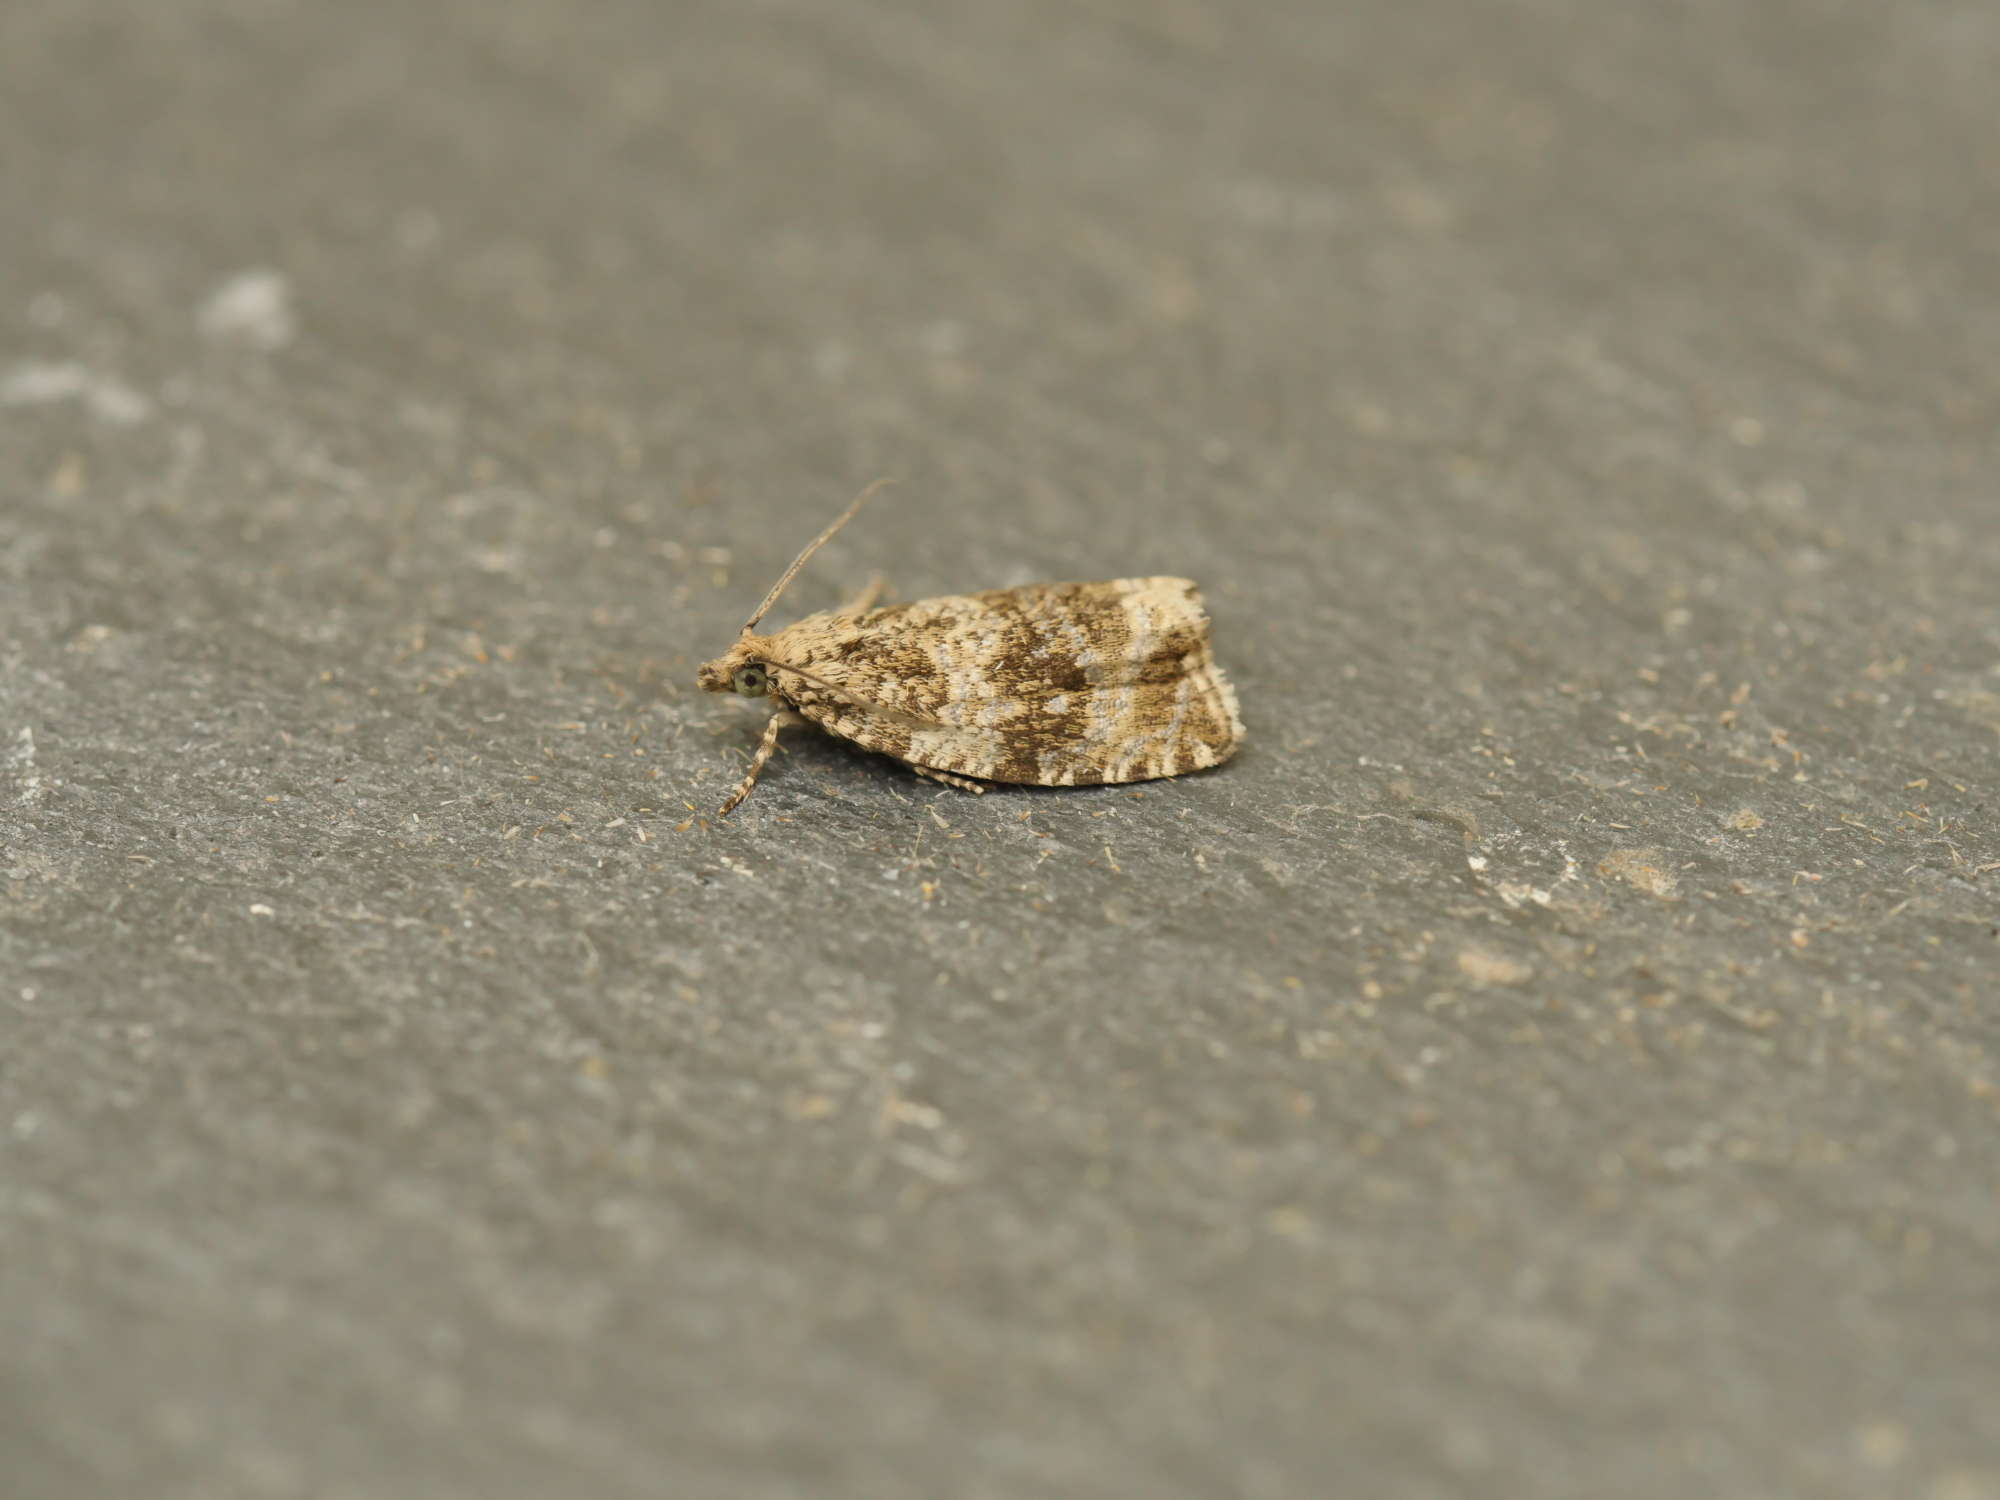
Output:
[{"xmin": 763, "ymin": 577, "xmax": 1244, "ymax": 786}]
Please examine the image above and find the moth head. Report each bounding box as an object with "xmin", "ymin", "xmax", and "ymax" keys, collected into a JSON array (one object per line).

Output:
[
  {"xmin": 697, "ymin": 639, "xmax": 773, "ymax": 698},
  {"xmin": 698, "ymin": 479, "xmax": 893, "ymax": 703}
]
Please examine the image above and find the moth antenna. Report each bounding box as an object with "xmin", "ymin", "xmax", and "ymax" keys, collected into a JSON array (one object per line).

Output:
[{"xmin": 742, "ymin": 478, "xmax": 896, "ymax": 633}]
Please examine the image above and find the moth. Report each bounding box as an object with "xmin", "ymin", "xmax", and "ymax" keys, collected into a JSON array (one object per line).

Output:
[{"xmin": 696, "ymin": 484, "xmax": 1245, "ymax": 815}]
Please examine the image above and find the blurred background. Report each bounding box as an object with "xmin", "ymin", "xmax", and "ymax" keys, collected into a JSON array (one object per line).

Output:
[{"xmin": 4, "ymin": 2, "xmax": 1997, "ymax": 1497}]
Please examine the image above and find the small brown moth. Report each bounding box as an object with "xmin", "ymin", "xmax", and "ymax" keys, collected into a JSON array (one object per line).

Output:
[{"xmin": 696, "ymin": 484, "xmax": 1245, "ymax": 815}]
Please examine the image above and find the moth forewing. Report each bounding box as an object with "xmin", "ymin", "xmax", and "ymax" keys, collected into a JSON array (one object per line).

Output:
[
  {"xmin": 784, "ymin": 578, "xmax": 1244, "ymax": 788},
  {"xmin": 697, "ymin": 495, "xmax": 1243, "ymax": 814}
]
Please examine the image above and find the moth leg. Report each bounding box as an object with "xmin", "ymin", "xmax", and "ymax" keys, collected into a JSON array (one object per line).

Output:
[
  {"xmin": 907, "ymin": 762, "xmax": 988, "ymax": 795},
  {"xmin": 840, "ymin": 573, "xmax": 888, "ymax": 616},
  {"xmin": 719, "ymin": 711, "xmax": 797, "ymax": 816}
]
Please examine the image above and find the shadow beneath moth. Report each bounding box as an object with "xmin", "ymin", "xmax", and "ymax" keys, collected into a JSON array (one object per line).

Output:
[{"xmin": 696, "ymin": 483, "xmax": 1246, "ymax": 815}]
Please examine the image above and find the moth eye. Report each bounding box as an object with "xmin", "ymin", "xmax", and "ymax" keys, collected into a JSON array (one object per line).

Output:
[{"xmin": 733, "ymin": 665, "xmax": 769, "ymax": 697}]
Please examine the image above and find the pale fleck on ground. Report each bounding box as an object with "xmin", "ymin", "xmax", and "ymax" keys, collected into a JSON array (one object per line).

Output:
[{"xmin": 3, "ymin": 2, "xmax": 1998, "ymax": 1498}]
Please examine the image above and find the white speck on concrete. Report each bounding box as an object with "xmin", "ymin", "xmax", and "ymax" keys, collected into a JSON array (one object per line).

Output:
[
  {"xmin": 0, "ymin": 362, "xmax": 153, "ymax": 424},
  {"xmin": 197, "ymin": 269, "xmax": 297, "ymax": 350},
  {"xmin": 7, "ymin": 726, "xmax": 44, "ymax": 804}
]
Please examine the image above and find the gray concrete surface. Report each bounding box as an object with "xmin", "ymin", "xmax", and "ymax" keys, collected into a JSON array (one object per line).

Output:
[{"xmin": 4, "ymin": 2, "xmax": 1997, "ymax": 1497}]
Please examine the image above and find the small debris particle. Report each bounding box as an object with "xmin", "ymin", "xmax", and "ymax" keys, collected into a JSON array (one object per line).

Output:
[
  {"xmin": 1264, "ymin": 1205, "xmax": 1312, "ymax": 1240},
  {"xmin": 0, "ymin": 361, "xmax": 152, "ymax": 424},
  {"xmin": 1598, "ymin": 847, "xmax": 1679, "ymax": 899},
  {"xmin": 1457, "ymin": 948, "xmax": 1534, "ymax": 987},
  {"xmin": 1413, "ymin": 804, "xmax": 1481, "ymax": 842},
  {"xmin": 197, "ymin": 269, "xmax": 297, "ymax": 349},
  {"xmin": 1852, "ymin": 1420, "xmax": 1907, "ymax": 1469},
  {"xmin": 49, "ymin": 453, "xmax": 84, "ymax": 495}
]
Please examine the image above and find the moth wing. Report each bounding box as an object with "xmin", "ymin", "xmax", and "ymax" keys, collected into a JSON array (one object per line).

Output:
[{"xmin": 773, "ymin": 577, "xmax": 1243, "ymax": 786}]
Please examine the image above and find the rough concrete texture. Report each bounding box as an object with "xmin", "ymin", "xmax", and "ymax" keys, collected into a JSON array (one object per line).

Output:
[{"xmin": 3, "ymin": 2, "xmax": 1997, "ymax": 1497}]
